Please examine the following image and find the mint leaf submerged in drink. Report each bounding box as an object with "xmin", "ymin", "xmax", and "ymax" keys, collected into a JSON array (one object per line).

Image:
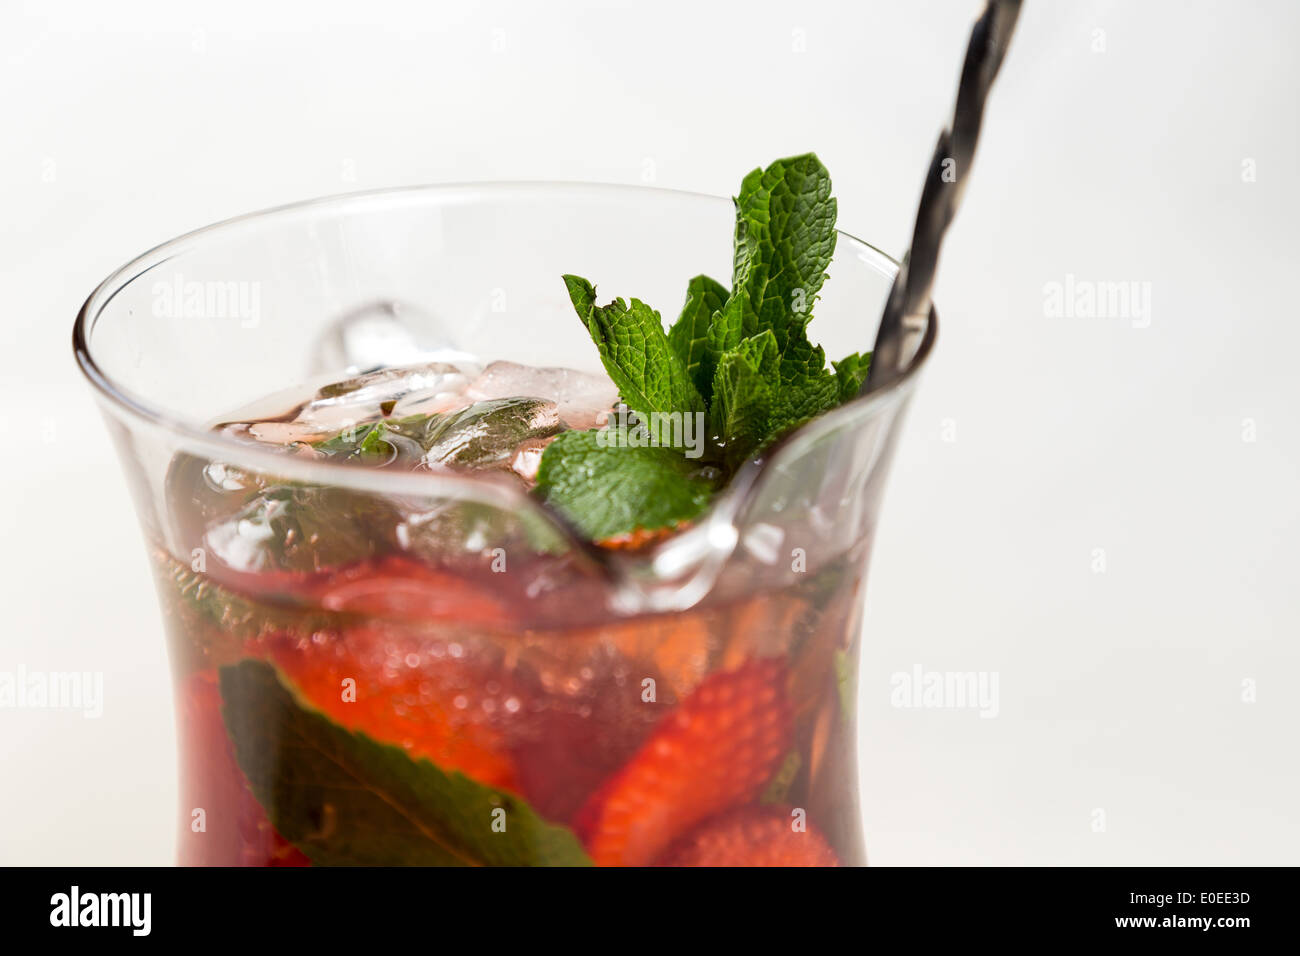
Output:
[
  {"xmin": 219, "ymin": 659, "xmax": 592, "ymax": 866},
  {"xmin": 536, "ymin": 154, "xmax": 870, "ymax": 540}
]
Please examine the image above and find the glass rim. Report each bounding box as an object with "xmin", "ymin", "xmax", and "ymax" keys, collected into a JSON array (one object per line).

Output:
[{"xmin": 72, "ymin": 180, "xmax": 937, "ymax": 542}]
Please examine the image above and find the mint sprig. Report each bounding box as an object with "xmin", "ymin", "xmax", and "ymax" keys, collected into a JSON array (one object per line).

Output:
[
  {"xmin": 710, "ymin": 154, "xmax": 838, "ymax": 367},
  {"xmin": 536, "ymin": 153, "xmax": 869, "ymax": 540},
  {"xmin": 219, "ymin": 659, "xmax": 592, "ymax": 866}
]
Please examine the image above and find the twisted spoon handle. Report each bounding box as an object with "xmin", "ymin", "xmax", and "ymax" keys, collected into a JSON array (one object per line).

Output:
[{"xmin": 862, "ymin": 0, "xmax": 1022, "ymax": 395}]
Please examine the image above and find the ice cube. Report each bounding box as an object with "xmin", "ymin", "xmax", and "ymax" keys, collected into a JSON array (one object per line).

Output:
[
  {"xmin": 309, "ymin": 299, "xmax": 480, "ymax": 378},
  {"xmin": 421, "ymin": 397, "xmax": 564, "ymax": 471},
  {"xmin": 202, "ymin": 485, "xmax": 400, "ymax": 574},
  {"xmin": 509, "ymin": 436, "xmax": 557, "ymax": 484},
  {"xmin": 466, "ymin": 361, "xmax": 618, "ymax": 431},
  {"xmin": 296, "ymin": 362, "xmax": 474, "ymax": 432},
  {"xmin": 246, "ymin": 421, "xmax": 335, "ymax": 445}
]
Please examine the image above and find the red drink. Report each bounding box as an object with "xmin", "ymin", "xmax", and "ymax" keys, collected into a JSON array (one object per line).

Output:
[
  {"xmin": 77, "ymin": 178, "xmax": 932, "ymax": 868},
  {"xmin": 157, "ymin": 361, "xmax": 865, "ymax": 866}
]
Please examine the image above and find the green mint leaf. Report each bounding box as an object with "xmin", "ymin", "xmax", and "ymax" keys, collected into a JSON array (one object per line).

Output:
[
  {"xmin": 562, "ymin": 275, "xmax": 705, "ymax": 420},
  {"xmin": 316, "ymin": 420, "xmax": 424, "ymax": 467},
  {"xmin": 710, "ymin": 331, "xmax": 781, "ymax": 467},
  {"xmin": 711, "ymin": 336, "xmax": 843, "ymax": 467},
  {"xmin": 832, "ymin": 352, "xmax": 871, "ymax": 402},
  {"xmin": 722, "ymin": 154, "xmax": 837, "ymax": 359},
  {"xmin": 769, "ymin": 340, "xmax": 840, "ymax": 432},
  {"xmin": 699, "ymin": 154, "xmax": 843, "ymax": 462},
  {"xmin": 534, "ymin": 429, "xmax": 717, "ymax": 540},
  {"xmin": 219, "ymin": 659, "xmax": 593, "ymax": 866},
  {"xmin": 666, "ymin": 274, "xmax": 729, "ymax": 403},
  {"xmin": 702, "ymin": 290, "xmax": 750, "ymax": 389},
  {"xmin": 316, "ymin": 422, "xmax": 392, "ymax": 461}
]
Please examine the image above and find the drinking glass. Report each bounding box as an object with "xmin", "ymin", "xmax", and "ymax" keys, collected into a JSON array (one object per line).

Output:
[{"xmin": 74, "ymin": 184, "xmax": 934, "ymax": 866}]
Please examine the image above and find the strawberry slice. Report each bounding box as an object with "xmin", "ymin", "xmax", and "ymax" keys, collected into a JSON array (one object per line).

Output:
[
  {"xmin": 657, "ymin": 806, "xmax": 840, "ymax": 867},
  {"xmin": 264, "ymin": 627, "xmax": 519, "ymax": 791},
  {"xmin": 574, "ymin": 657, "xmax": 792, "ymax": 866},
  {"xmin": 176, "ymin": 672, "xmax": 309, "ymax": 866}
]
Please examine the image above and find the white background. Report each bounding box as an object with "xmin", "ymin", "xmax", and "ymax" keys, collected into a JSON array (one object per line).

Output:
[{"xmin": 2, "ymin": 0, "xmax": 1297, "ymax": 865}]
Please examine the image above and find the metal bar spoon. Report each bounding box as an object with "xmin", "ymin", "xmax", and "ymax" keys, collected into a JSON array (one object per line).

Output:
[{"xmin": 861, "ymin": 0, "xmax": 1023, "ymax": 395}]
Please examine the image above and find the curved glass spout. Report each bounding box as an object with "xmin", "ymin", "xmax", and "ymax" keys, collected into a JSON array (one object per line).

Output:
[
  {"xmin": 76, "ymin": 183, "xmax": 934, "ymax": 867},
  {"xmin": 605, "ymin": 305, "xmax": 935, "ymax": 614}
]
